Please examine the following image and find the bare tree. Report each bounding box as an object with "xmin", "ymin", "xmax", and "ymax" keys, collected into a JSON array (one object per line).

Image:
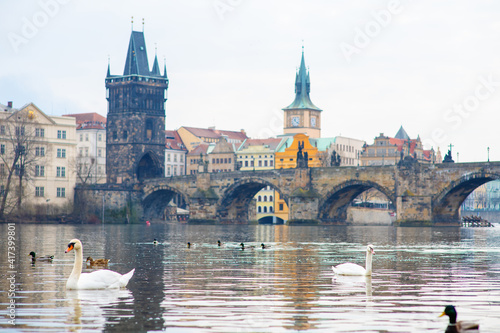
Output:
[{"xmin": 0, "ymin": 109, "xmax": 46, "ymax": 218}]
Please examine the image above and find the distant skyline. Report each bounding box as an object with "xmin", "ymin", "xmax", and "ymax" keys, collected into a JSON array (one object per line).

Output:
[{"xmin": 2, "ymin": 0, "xmax": 500, "ymax": 162}]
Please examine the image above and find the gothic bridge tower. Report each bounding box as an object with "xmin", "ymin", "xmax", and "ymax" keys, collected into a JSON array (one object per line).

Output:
[{"xmin": 105, "ymin": 29, "xmax": 168, "ymax": 184}]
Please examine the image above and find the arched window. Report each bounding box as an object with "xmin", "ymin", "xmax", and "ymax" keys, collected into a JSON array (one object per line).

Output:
[
  {"xmin": 269, "ymin": 206, "xmax": 273, "ymax": 212},
  {"xmin": 263, "ymin": 206, "xmax": 267, "ymax": 213},
  {"xmin": 269, "ymin": 196, "xmax": 273, "ymax": 201},
  {"xmin": 258, "ymin": 196, "xmax": 261, "ymax": 202},
  {"xmin": 257, "ymin": 206, "xmax": 262, "ymax": 213},
  {"xmin": 263, "ymin": 196, "xmax": 267, "ymax": 202}
]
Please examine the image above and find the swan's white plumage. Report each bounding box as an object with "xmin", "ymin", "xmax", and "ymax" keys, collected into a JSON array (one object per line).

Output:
[
  {"xmin": 332, "ymin": 244, "xmax": 375, "ymax": 276},
  {"xmin": 65, "ymin": 239, "xmax": 134, "ymax": 290}
]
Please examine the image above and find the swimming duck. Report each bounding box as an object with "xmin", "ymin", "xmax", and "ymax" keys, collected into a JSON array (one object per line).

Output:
[
  {"xmin": 153, "ymin": 239, "xmax": 159, "ymax": 245},
  {"xmin": 28, "ymin": 251, "xmax": 54, "ymax": 263},
  {"xmin": 86, "ymin": 256, "xmax": 110, "ymax": 266},
  {"xmin": 187, "ymin": 242, "xmax": 191, "ymax": 248},
  {"xmin": 65, "ymin": 239, "xmax": 134, "ymax": 289},
  {"xmin": 240, "ymin": 242, "xmax": 255, "ymax": 250},
  {"xmin": 332, "ymin": 244, "xmax": 375, "ymax": 276},
  {"xmin": 261, "ymin": 243, "xmax": 268, "ymax": 249},
  {"xmin": 439, "ymin": 305, "xmax": 479, "ymax": 333},
  {"xmin": 217, "ymin": 240, "xmax": 221, "ymax": 247}
]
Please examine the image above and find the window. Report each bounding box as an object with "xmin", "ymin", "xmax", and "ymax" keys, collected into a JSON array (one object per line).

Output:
[
  {"xmin": 174, "ymin": 154, "xmax": 177, "ymax": 162},
  {"xmin": 264, "ymin": 161, "xmax": 268, "ymax": 167},
  {"xmin": 269, "ymin": 206, "xmax": 273, "ymax": 212},
  {"xmin": 35, "ymin": 165, "xmax": 45, "ymax": 177},
  {"xmin": 0, "ymin": 164, "xmax": 5, "ymax": 176},
  {"xmin": 79, "ymin": 148, "xmax": 83, "ymax": 156},
  {"xmin": 0, "ymin": 144, "xmax": 4, "ymax": 155},
  {"xmin": 56, "ymin": 167, "xmax": 66, "ymax": 178},
  {"xmin": 35, "ymin": 147, "xmax": 45, "ymax": 157},
  {"xmin": 245, "ymin": 161, "xmax": 248, "ymax": 167},
  {"xmin": 35, "ymin": 187, "xmax": 44, "ymax": 197},
  {"xmin": 57, "ymin": 148, "xmax": 66, "ymax": 158},
  {"xmin": 35, "ymin": 128, "xmax": 45, "ymax": 137},
  {"xmin": 258, "ymin": 196, "xmax": 262, "ymax": 202},
  {"xmin": 270, "ymin": 160, "xmax": 274, "ymax": 167},
  {"xmin": 228, "ymin": 158, "xmax": 231, "ymax": 164},
  {"xmin": 85, "ymin": 133, "xmax": 89, "ymax": 141},
  {"xmin": 80, "ymin": 134, "xmax": 83, "ymax": 142},
  {"xmin": 167, "ymin": 154, "xmax": 171, "ymax": 162},
  {"xmin": 98, "ymin": 149, "xmax": 102, "ymax": 157},
  {"xmin": 15, "ymin": 126, "xmax": 25, "ymax": 136},
  {"xmin": 57, "ymin": 187, "xmax": 66, "ymax": 198},
  {"xmin": 98, "ymin": 134, "xmax": 102, "ymax": 141},
  {"xmin": 257, "ymin": 206, "xmax": 262, "ymax": 213},
  {"xmin": 113, "ymin": 131, "xmax": 117, "ymax": 140},
  {"xmin": 85, "ymin": 148, "xmax": 89, "ymax": 157},
  {"xmin": 0, "ymin": 125, "xmax": 5, "ymax": 135},
  {"xmin": 263, "ymin": 206, "xmax": 267, "ymax": 213},
  {"xmin": 270, "ymin": 196, "xmax": 273, "ymax": 201},
  {"xmin": 146, "ymin": 119, "xmax": 154, "ymax": 140},
  {"xmin": 263, "ymin": 196, "xmax": 267, "ymax": 202},
  {"xmin": 167, "ymin": 166, "xmax": 171, "ymax": 176},
  {"xmin": 122, "ymin": 131, "xmax": 127, "ymax": 140},
  {"xmin": 279, "ymin": 203, "xmax": 284, "ymax": 211},
  {"xmin": 57, "ymin": 130, "xmax": 66, "ymax": 139}
]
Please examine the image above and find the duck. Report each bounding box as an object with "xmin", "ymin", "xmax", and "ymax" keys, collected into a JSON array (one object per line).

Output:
[
  {"xmin": 86, "ymin": 256, "xmax": 109, "ymax": 266},
  {"xmin": 217, "ymin": 240, "xmax": 221, "ymax": 247},
  {"xmin": 187, "ymin": 242, "xmax": 191, "ymax": 248},
  {"xmin": 65, "ymin": 239, "xmax": 135, "ymax": 289},
  {"xmin": 261, "ymin": 243, "xmax": 268, "ymax": 249},
  {"xmin": 28, "ymin": 251, "xmax": 54, "ymax": 263},
  {"xmin": 332, "ymin": 244, "xmax": 375, "ymax": 276},
  {"xmin": 439, "ymin": 305, "xmax": 479, "ymax": 333},
  {"xmin": 153, "ymin": 239, "xmax": 159, "ymax": 245},
  {"xmin": 240, "ymin": 242, "xmax": 255, "ymax": 250}
]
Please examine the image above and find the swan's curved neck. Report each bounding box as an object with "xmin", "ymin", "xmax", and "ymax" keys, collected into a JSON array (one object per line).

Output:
[
  {"xmin": 68, "ymin": 247, "xmax": 83, "ymax": 287},
  {"xmin": 365, "ymin": 251, "xmax": 373, "ymax": 275}
]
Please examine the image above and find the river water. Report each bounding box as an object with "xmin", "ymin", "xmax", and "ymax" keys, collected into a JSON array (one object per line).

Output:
[{"xmin": 1, "ymin": 223, "xmax": 500, "ymax": 332}]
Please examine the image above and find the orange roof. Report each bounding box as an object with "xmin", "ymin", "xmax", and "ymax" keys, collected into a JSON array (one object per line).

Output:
[
  {"xmin": 165, "ymin": 130, "xmax": 187, "ymax": 151},
  {"xmin": 183, "ymin": 126, "xmax": 248, "ymax": 142},
  {"xmin": 64, "ymin": 113, "xmax": 106, "ymax": 130}
]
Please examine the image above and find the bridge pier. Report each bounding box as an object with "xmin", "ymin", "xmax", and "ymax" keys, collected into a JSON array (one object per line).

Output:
[{"xmin": 395, "ymin": 195, "xmax": 433, "ymax": 226}]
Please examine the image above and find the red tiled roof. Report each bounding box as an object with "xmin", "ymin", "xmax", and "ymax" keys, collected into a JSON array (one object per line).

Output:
[
  {"xmin": 183, "ymin": 126, "xmax": 248, "ymax": 141},
  {"xmin": 63, "ymin": 113, "xmax": 106, "ymax": 124},
  {"xmin": 239, "ymin": 138, "xmax": 283, "ymax": 151},
  {"xmin": 188, "ymin": 143, "xmax": 209, "ymax": 156},
  {"xmin": 165, "ymin": 130, "xmax": 187, "ymax": 151}
]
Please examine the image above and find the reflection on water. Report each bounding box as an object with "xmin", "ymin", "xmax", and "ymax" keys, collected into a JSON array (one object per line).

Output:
[{"xmin": 0, "ymin": 223, "xmax": 500, "ymax": 332}]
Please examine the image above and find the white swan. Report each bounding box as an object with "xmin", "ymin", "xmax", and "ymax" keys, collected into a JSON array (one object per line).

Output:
[
  {"xmin": 332, "ymin": 244, "xmax": 375, "ymax": 276},
  {"xmin": 65, "ymin": 239, "xmax": 135, "ymax": 290}
]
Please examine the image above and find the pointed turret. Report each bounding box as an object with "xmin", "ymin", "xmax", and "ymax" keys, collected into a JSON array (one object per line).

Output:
[
  {"xmin": 394, "ymin": 126, "xmax": 410, "ymax": 140},
  {"xmin": 151, "ymin": 54, "xmax": 161, "ymax": 76},
  {"xmin": 106, "ymin": 59, "xmax": 111, "ymax": 78},
  {"xmin": 123, "ymin": 31, "xmax": 150, "ymax": 76},
  {"xmin": 283, "ymin": 48, "xmax": 322, "ymax": 111}
]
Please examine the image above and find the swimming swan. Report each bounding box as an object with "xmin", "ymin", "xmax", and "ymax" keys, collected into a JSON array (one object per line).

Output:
[
  {"xmin": 65, "ymin": 239, "xmax": 135, "ymax": 290},
  {"xmin": 332, "ymin": 244, "xmax": 375, "ymax": 276}
]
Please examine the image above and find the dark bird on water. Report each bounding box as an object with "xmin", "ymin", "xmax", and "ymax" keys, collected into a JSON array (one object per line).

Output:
[{"xmin": 439, "ymin": 305, "xmax": 479, "ymax": 333}]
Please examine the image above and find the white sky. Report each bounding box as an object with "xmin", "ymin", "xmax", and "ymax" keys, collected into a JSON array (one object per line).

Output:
[{"xmin": 2, "ymin": 0, "xmax": 500, "ymax": 162}]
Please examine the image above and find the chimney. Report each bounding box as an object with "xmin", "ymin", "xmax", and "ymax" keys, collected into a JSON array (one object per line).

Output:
[{"xmin": 7, "ymin": 101, "xmax": 12, "ymax": 108}]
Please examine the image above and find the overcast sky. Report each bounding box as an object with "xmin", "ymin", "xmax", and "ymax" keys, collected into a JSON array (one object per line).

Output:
[{"xmin": 2, "ymin": 0, "xmax": 500, "ymax": 162}]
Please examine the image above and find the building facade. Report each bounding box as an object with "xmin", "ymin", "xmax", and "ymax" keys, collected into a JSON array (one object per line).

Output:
[
  {"xmin": 0, "ymin": 102, "xmax": 76, "ymax": 216},
  {"xmin": 165, "ymin": 130, "xmax": 187, "ymax": 177},
  {"xmin": 64, "ymin": 113, "xmax": 106, "ymax": 184},
  {"xmin": 177, "ymin": 126, "xmax": 247, "ymax": 152},
  {"xmin": 283, "ymin": 49, "xmax": 322, "ymax": 139},
  {"xmin": 360, "ymin": 127, "xmax": 435, "ymax": 166},
  {"xmin": 105, "ymin": 30, "xmax": 168, "ymax": 184}
]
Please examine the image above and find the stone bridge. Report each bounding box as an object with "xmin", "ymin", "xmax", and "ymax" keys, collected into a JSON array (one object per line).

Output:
[{"xmin": 128, "ymin": 161, "xmax": 500, "ymax": 226}]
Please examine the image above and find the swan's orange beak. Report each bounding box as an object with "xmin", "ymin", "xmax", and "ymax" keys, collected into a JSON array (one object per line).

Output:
[{"xmin": 65, "ymin": 243, "xmax": 74, "ymax": 253}]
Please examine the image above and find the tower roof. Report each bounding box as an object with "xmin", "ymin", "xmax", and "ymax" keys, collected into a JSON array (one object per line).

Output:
[
  {"xmin": 124, "ymin": 31, "xmax": 150, "ymax": 76},
  {"xmin": 394, "ymin": 126, "xmax": 410, "ymax": 140},
  {"xmin": 283, "ymin": 49, "xmax": 322, "ymax": 111}
]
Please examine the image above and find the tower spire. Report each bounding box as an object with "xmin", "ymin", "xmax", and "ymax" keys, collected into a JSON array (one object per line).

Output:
[
  {"xmin": 106, "ymin": 55, "xmax": 111, "ymax": 77},
  {"xmin": 131, "ymin": 16, "xmax": 134, "ymax": 31}
]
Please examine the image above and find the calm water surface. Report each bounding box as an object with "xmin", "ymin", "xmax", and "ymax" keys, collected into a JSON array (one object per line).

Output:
[{"xmin": 1, "ymin": 223, "xmax": 500, "ymax": 332}]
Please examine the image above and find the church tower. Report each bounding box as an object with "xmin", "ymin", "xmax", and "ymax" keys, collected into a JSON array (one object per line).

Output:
[
  {"xmin": 283, "ymin": 48, "xmax": 322, "ymax": 138},
  {"xmin": 105, "ymin": 29, "xmax": 168, "ymax": 184}
]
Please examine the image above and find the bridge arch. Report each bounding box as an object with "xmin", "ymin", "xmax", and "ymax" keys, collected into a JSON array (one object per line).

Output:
[
  {"xmin": 142, "ymin": 184, "xmax": 190, "ymax": 220},
  {"xmin": 217, "ymin": 177, "xmax": 287, "ymax": 222},
  {"xmin": 318, "ymin": 180, "xmax": 395, "ymax": 222},
  {"xmin": 432, "ymin": 171, "xmax": 500, "ymax": 222}
]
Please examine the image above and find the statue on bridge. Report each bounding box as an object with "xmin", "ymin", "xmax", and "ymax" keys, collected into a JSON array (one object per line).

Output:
[
  {"xmin": 331, "ymin": 150, "xmax": 341, "ymax": 166},
  {"xmin": 442, "ymin": 146, "xmax": 454, "ymax": 163},
  {"xmin": 296, "ymin": 141, "xmax": 308, "ymax": 168}
]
